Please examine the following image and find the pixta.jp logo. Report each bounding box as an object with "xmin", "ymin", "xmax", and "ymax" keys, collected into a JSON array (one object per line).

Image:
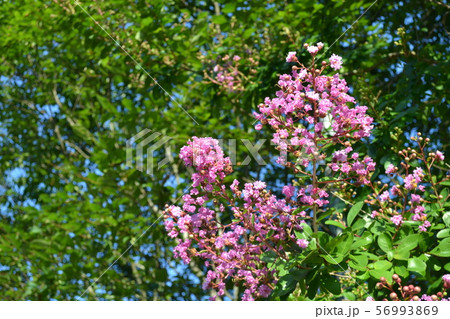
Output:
[{"xmin": 126, "ymin": 129, "xmax": 172, "ymax": 175}]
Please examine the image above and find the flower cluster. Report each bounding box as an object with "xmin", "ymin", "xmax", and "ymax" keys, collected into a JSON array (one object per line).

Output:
[
  {"xmin": 366, "ymin": 134, "xmax": 446, "ymax": 232},
  {"xmin": 255, "ymin": 43, "xmax": 374, "ymax": 183},
  {"xmin": 164, "ymin": 137, "xmax": 309, "ymax": 300},
  {"xmin": 204, "ymin": 54, "xmax": 258, "ymax": 94},
  {"xmin": 253, "ymin": 43, "xmax": 376, "ymax": 233}
]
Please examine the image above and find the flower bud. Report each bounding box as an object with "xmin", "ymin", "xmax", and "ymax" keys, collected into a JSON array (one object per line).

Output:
[
  {"xmin": 392, "ymin": 274, "xmax": 399, "ymax": 281},
  {"xmin": 413, "ymin": 286, "xmax": 421, "ymax": 293},
  {"xmin": 403, "ymin": 286, "xmax": 409, "ymax": 292},
  {"xmin": 390, "ymin": 292, "xmax": 398, "ymax": 300},
  {"xmin": 380, "ymin": 277, "xmax": 387, "ymax": 283}
]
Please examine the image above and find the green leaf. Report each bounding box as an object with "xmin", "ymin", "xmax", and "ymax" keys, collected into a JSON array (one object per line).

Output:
[
  {"xmin": 443, "ymin": 212, "xmax": 450, "ymax": 228},
  {"xmin": 243, "ymin": 28, "xmax": 256, "ymax": 39},
  {"xmin": 352, "ymin": 232, "xmax": 372, "ymax": 249},
  {"xmin": 351, "ymin": 218, "xmax": 366, "ymax": 231},
  {"xmin": 320, "ymin": 254, "xmax": 344, "ymax": 264},
  {"xmin": 395, "ymin": 265, "xmax": 409, "ymax": 278},
  {"xmin": 444, "ymin": 263, "xmax": 450, "ymax": 272},
  {"xmin": 272, "ymin": 274, "xmax": 297, "ymax": 297},
  {"xmin": 347, "ymin": 201, "xmax": 364, "ymax": 226},
  {"xmin": 396, "ymin": 234, "xmax": 420, "ymax": 252},
  {"xmin": 307, "ymin": 276, "xmax": 320, "ymax": 299},
  {"xmin": 377, "ymin": 233, "xmax": 392, "ymax": 253},
  {"xmin": 30, "ymin": 226, "xmax": 42, "ymax": 234},
  {"xmin": 30, "ymin": 239, "xmax": 51, "ymax": 250},
  {"xmin": 320, "ymin": 274, "xmax": 341, "ymax": 295},
  {"xmin": 349, "ymin": 254, "xmax": 368, "ymax": 271},
  {"xmin": 408, "ymin": 257, "xmax": 427, "ymax": 276},
  {"xmin": 430, "ymin": 238, "xmax": 450, "ymax": 257},
  {"xmin": 121, "ymin": 98, "xmax": 133, "ymax": 110},
  {"xmin": 335, "ymin": 233, "xmax": 353, "ymax": 255},
  {"xmin": 374, "ymin": 260, "xmax": 392, "ymax": 271},
  {"xmin": 437, "ymin": 228, "xmax": 450, "ymax": 238},
  {"xmin": 302, "ymin": 223, "xmax": 313, "ymax": 237},
  {"xmin": 222, "ymin": 3, "xmax": 236, "ymax": 13},
  {"xmin": 325, "ymin": 220, "xmax": 346, "ymax": 229},
  {"xmin": 68, "ymin": 118, "xmax": 95, "ymax": 142},
  {"xmin": 212, "ymin": 15, "xmax": 227, "ymax": 25},
  {"xmin": 393, "ymin": 247, "xmax": 411, "ymax": 260},
  {"xmin": 96, "ymin": 95, "xmax": 117, "ymax": 113}
]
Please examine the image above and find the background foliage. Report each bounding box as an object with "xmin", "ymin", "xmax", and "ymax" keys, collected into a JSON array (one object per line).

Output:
[{"xmin": 0, "ymin": 0, "xmax": 448, "ymax": 300}]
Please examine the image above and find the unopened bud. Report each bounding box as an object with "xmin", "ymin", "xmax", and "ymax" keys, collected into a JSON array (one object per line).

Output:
[{"xmin": 390, "ymin": 292, "xmax": 398, "ymax": 300}]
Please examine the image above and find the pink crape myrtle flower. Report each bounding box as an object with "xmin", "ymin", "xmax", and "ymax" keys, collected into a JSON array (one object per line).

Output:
[
  {"xmin": 379, "ymin": 191, "xmax": 390, "ymax": 202},
  {"xmin": 286, "ymin": 51, "xmax": 297, "ymax": 62},
  {"xmin": 307, "ymin": 46, "xmax": 319, "ymax": 55},
  {"xmin": 282, "ymin": 185, "xmax": 295, "ymax": 199},
  {"xmin": 385, "ymin": 164, "xmax": 396, "ymax": 174},
  {"xmin": 435, "ymin": 150, "xmax": 445, "ymax": 161},
  {"xmin": 443, "ymin": 274, "xmax": 450, "ymax": 289},
  {"xmin": 391, "ymin": 215, "xmax": 403, "ymax": 226},
  {"xmin": 329, "ymin": 54, "xmax": 343, "ymax": 70},
  {"xmin": 297, "ymin": 239, "xmax": 309, "ymax": 249}
]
